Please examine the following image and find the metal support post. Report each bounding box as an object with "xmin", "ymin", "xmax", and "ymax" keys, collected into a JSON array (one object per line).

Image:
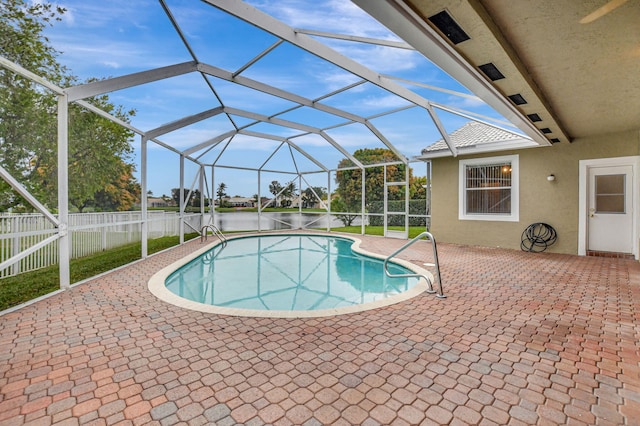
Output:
[
  {"xmin": 179, "ymin": 155, "xmax": 185, "ymax": 244},
  {"xmin": 141, "ymin": 136, "xmax": 148, "ymax": 258},
  {"xmin": 383, "ymin": 164, "xmax": 387, "ymax": 236},
  {"xmin": 426, "ymin": 161, "xmax": 432, "ymax": 231},
  {"xmin": 405, "ymin": 164, "xmax": 410, "ymax": 235},
  {"xmin": 210, "ymin": 165, "xmax": 215, "ymax": 226},
  {"xmin": 199, "ymin": 164, "xmax": 205, "ymax": 228},
  {"xmin": 298, "ymin": 174, "xmax": 302, "ymax": 229},
  {"xmin": 57, "ymin": 94, "xmax": 70, "ymax": 290},
  {"xmin": 327, "ymin": 171, "xmax": 331, "ymax": 231},
  {"xmin": 361, "ymin": 168, "xmax": 366, "ymax": 235},
  {"xmin": 257, "ymin": 170, "xmax": 262, "ymax": 232}
]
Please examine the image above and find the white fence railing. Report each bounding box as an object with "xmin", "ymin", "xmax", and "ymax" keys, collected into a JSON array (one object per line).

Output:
[{"xmin": 0, "ymin": 211, "xmax": 202, "ymax": 278}]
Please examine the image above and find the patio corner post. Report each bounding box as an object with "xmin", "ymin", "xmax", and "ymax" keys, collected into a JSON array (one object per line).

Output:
[
  {"xmin": 383, "ymin": 164, "xmax": 387, "ymax": 237},
  {"xmin": 57, "ymin": 94, "xmax": 70, "ymax": 290},
  {"xmin": 199, "ymin": 164, "xmax": 205, "ymax": 228},
  {"xmin": 210, "ymin": 165, "xmax": 215, "ymax": 227},
  {"xmin": 257, "ymin": 170, "xmax": 262, "ymax": 232},
  {"xmin": 361, "ymin": 167, "xmax": 366, "ymax": 235},
  {"xmin": 141, "ymin": 135, "xmax": 148, "ymax": 258},
  {"xmin": 426, "ymin": 160, "xmax": 431, "ymax": 231},
  {"xmin": 327, "ymin": 170, "xmax": 331, "ymax": 232},
  {"xmin": 298, "ymin": 173, "xmax": 302, "ymax": 228},
  {"xmin": 179, "ymin": 154, "xmax": 185, "ymax": 244},
  {"xmin": 405, "ymin": 163, "xmax": 410, "ymax": 236}
]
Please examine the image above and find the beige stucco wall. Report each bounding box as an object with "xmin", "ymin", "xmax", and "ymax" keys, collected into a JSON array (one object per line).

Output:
[{"xmin": 430, "ymin": 129, "xmax": 640, "ymax": 254}]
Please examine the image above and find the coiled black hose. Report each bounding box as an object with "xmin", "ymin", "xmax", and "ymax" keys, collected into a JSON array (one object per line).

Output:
[{"xmin": 521, "ymin": 223, "xmax": 557, "ymax": 252}]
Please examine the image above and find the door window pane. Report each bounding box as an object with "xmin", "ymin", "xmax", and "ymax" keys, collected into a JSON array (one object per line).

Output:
[{"xmin": 595, "ymin": 174, "xmax": 625, "ymax": 213}]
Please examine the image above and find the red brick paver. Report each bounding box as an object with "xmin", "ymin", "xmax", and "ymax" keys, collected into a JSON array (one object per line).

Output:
[{"xmin": 1, "ymin": 231, "xmax": 639, "ymax": 425}]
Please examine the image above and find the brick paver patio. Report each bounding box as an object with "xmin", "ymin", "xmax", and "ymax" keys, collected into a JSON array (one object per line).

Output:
[{"xmin": 1, "ymin": 232, "xmax": 639, "ymax": 425}]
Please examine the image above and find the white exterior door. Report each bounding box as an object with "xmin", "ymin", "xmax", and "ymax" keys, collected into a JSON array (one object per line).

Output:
[{"xmin": 588, "ymin": 165, "xmax": 633, "ymax": 253}]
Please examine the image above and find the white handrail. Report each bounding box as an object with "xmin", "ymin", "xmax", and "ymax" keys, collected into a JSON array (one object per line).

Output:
[
  {"xmin": 200, "ymin": 225, "xmax": 227, "ymax": 247},
  {"xmin": 383, "ymin": 231, "xmax": 445, "ymax": 298}
]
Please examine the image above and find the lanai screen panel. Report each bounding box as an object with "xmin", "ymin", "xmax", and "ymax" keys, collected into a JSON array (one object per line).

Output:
[{"xmin": 37, "ymin": 0, "xmax": 532, "ymax": 197}]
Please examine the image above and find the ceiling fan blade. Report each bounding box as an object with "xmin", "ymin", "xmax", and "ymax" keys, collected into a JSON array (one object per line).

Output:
[{"xmin": 580, "ymin": 0, "xmax": 630, "ymax": 24}]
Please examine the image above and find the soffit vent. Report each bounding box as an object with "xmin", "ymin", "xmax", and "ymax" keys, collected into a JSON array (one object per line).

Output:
[
  {"xmin": 540, "ymin": 128, "xmax": 552, "ymax": 134},
  {"xmin": 428, "ymin": 10, "xmax": 470, "ymax": 45},
  {"xmin": 508, "ymin": 94, "xmax": 527, "ymax": 105},
  {"xmin": 527, "ymin": 113, "xmax": 542, "ymax": 122},
  {"xmin": 478, "ymin": 63, "xmax": 505, "ymax": 81},
  {"xmin": 550, "ymin": 138, "xmax": 561, "ymax": 143}
]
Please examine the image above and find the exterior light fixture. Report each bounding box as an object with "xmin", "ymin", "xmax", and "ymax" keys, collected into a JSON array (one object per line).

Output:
[{"xmin": 547, "ymin": 174, "xmax": 556, "ymax": 182}]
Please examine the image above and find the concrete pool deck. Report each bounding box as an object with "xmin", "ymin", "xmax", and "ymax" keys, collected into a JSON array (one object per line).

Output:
[{"xmin": 1, "ymin": 231, "xmax": 639, "ymax": 425}]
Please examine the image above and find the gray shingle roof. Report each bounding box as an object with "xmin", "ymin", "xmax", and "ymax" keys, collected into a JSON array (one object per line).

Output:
[{"xmin": 422, "ymin": 121, "xmax": 527, "ymax": 154}]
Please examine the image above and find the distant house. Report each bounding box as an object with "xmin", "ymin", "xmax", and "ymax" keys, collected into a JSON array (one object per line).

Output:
[
  {"xmin": 147, "ymin": 197, "xmax": 171, "ymax": 208},
  {"xmin": 226, "ymin": 197, "xmax": 255, "ymax": 208},
  {"xmin": 259, "ymin": 197, "xmax": 272, "ymax": 208}
]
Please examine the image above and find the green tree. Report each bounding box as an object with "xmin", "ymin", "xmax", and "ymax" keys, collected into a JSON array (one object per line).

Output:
[
  {"xmin": 268, "ymin": 180, "xmax": 283, "ymax": 207},
  {"xmin": 171, "ymin": 188, "xmax": 180, "ymax": 206},
  {"xmin": 0, "ymin": 0, "xmax": 66, "ymax": 78},
  {"xmin": 0, "ymin": 1, "xmax": 138, "ymax": 212},
  {"xmin": 335, "ymin": 148, "xmax": 407, "ymax": 211},
  {"xmin": 331, "ymin": 196, "xmax": 357, "ymax": 226},
  {"xmin": 280, "ymin": 181, "xmax": 297, "ymax": 208},
  {"xmin": 66, "ymin": 99, "xmax": 135, "ymax": 212},
  {"xmin": 216, "ymin": 182, "xmax": 227, "ymax": 206},
  {"xmin": 410, "ymin": 176, "xmax": 427, "ymax": 199},
  {"xmin": 190, "ymin": 189, "xmax": 209, "ymax": 208},
  {"xmin": 334, "ymin": 148, "xmax": 430, "ymax": 226},
  {"xmin": 0, "ymin": 0, "xmax": 66, "ymax": 210},
  {"xmin": 93, "ymin": 161, "xmax": 141, "ymax": 211},
  {"xmin": 171, "ymin": 187, "xmax": 194, "ymax": 208},
  {"xmin": 302, "ymin": 186, "xmax": 326, "ymax": 208}
]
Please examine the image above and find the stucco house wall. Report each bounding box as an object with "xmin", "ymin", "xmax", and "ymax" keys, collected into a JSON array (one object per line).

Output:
[{"xmin": 429, "ymin": 129, "xmax": 640, "ymax": 254}]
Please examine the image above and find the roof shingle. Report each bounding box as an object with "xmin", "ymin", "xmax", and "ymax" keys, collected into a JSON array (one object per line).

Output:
[{"xmin": 422, "ymin": 121, "xmax": 528, "ymax": 154}]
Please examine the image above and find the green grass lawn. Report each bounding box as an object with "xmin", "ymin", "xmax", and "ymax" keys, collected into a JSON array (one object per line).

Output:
[
  {"xmin": 149, "ymin": 206, "xmax": 327, "ymax": 213},
  {"xmin": 213, "ymin": 207, "xmax": 327, "ymax": 213},
  {"xmin": 326, "ymin": 226, "xmax": 427, "ymax": 239},
  {"xmin": 0, "ymin": 233, "xmax": 198, "ymax": 311}
]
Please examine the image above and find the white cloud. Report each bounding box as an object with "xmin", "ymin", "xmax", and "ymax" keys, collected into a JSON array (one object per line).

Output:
[
  {"xmin": 312, "ymin": 70, "xmax": 363, "ymax": 93},
  {"xmin": 338, "ymin": 44, "xmax": 421, "ymax": 73},
  {"xmin": 323, "ymin": 125, "xmax": 381, "ymax": 148},
  {"xmin": 251, "ymin": 0, "xmax": 396, "ymax": 40},
  {"xmin": 359, "ymin": 94, "xmax": 412, "ymax": 111},
  {"xmin": 100, "ymin": 61, "xmax": 121, "ymax": 69},
  {"xmin": 448, "ymin": 95, "xmax": 487, "ymax": 109},
  {"xmin": 55, "ymin": 0, "xmax": 155, "ymax": 29}
]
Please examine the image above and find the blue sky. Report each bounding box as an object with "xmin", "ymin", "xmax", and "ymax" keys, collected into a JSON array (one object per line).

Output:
[{"xmin": 41, "ymin": 0, "xmax": 515, "ymax": 198}]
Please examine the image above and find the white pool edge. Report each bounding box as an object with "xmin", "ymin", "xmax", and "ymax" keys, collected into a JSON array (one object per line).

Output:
[{"xmin": 148, "ymin": 232, "xmax": 432, "ymax": 318}]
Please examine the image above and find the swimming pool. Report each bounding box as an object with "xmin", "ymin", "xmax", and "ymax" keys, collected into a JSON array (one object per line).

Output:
[{"xmin": 148, "ymin": 233, "xmax": 431, "ymax": 317}]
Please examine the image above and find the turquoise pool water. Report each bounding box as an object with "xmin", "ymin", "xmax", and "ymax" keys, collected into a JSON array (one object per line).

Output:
[{"xmin": 165, "ymin": 234, "xmax": 419, "ymax": 312}]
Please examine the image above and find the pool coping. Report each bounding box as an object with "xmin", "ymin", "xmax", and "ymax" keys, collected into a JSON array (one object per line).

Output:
[{"xmin": 147, "ymin": 232, "xmax": 432, "ymax": 318}]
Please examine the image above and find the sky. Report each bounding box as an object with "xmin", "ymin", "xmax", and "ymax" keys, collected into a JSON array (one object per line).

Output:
[{"xmin": 40, "ymin": 0, "xmax": 518, "ymax": 199}]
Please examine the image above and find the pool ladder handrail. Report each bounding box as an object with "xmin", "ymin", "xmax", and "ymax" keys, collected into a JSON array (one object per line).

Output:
[
  {"xmin": 383, "ymin": 231, "xmax": 445, "ymax": 299},
  {"xmin": 200, "ymin": 225, "xmax": 227, "ymax": 248}
]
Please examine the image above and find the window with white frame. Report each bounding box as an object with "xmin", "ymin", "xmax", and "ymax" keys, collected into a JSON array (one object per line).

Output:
[{"xmin": 459, "ymin": 155, "xmax": 519, "ymax": 221}]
